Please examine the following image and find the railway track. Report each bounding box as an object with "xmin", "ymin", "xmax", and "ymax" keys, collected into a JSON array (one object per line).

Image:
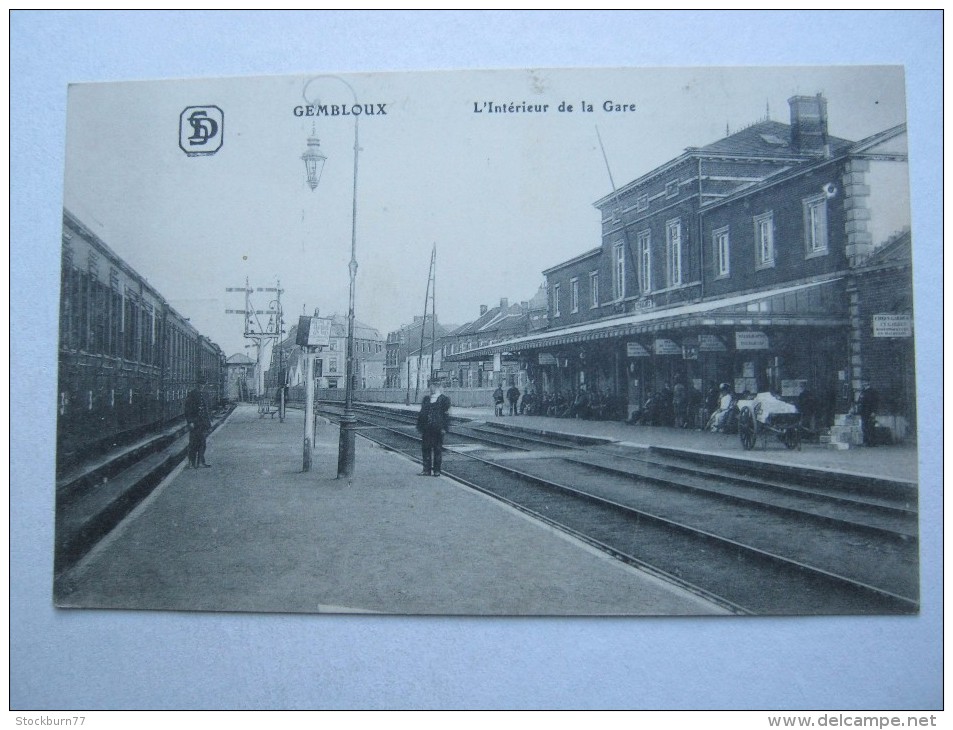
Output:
[
  {"xmin": 54, "ymin": 406, "xmax": 234, "ymax": 576},
  {"xmin": 319, "ymin": 402, "xmax": 919, "ymax": 615}
]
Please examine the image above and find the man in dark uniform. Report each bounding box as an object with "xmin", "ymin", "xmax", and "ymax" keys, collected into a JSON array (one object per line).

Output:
[
  {"xmin": 185, "ymin": 383, "xmax": 212, "ymax": 468},
  {"xmin": 856, "ymin": 380, "xmax": 880, "ymax": 447},
  {"xmin": 416, "ymin": 379, "xmax": 451, "ymax": 476},
  {"xmin": 506, "ymin": 383, "xmax": 520, "ymax": 416}
]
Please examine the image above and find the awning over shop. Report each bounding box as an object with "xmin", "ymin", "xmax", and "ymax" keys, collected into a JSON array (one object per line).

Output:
[{"xmin": 445, "ymin": 277, "xmax": 846, "ymax": 361}]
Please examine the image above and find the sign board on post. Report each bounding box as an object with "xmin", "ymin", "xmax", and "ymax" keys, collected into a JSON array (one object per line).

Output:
[
  {"xmin": 698, "ymin": 334, "xmax": 727, "ymax": 352},
  {"xmin": 872, "ymin": 313, "xmax": 912, "ymax": 338},
  {"xmin": 735, "ymin": 331, "xmax": 769, "ymax": 350},
  {"xmin": 654, "ymin": 338, "xmax": 681, "ymax": 356},
  {"xmin": 296, "ymin": 316, "xmax": 332, "ymax": 348},
  {"xmin": 626, "ymin": 342, "xmax": 650, "ymax": 357}
]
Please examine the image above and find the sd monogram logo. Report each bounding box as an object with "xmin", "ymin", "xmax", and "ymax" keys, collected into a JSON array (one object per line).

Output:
[{"xmin": 179, "ymin": 106, "xmax": 224, "ymax": 156}]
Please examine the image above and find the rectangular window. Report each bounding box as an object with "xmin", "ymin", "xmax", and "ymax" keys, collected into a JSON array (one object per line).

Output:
[
  {"xmin": 613, "ymin": 242, "xmax": 625, "ymax": 300},
  {"xmin": 141, "ymin": 304, "xmax": 154, "ymax": 365},
  {"xmin": 803, "ymin": 195, "xmax": 829, "ymax": 256},
  {"xmin": 124, "ymin": 290, "xmax": 139, "ymax": 360},
  {"xmin": 637, "ymin": 230, "xmax": 652, "ymax": 293},
  {"xmin": 589, "ymin": 271, "xmax": 599, "ymax": 308},
  {"xmin": 666, "ymin": 180, "xmax": 679, "ymax": 198},
  {"xmin": 666, "ymin": 219, "xmax": 682, "ymax": 287},
  {"xmin": 553, "ymin": 283, "xmax": 561, "ymax": 317},
  {"xmin": 713, "ymin": 226, "xmax": 730, "ymax": 278},
  {"xmin": 754, "ymin": 211, "xmax": 775, "ymax": 269},
  {"xmin": 570, "ymin": 278, "xmax": 579, "ymax": 313},
  {"xmin": 637, "ymin": 194, "xmax": 649, "ymax": 212}
]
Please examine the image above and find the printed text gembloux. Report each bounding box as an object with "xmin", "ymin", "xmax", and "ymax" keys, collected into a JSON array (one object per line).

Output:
[{"xmin": 294, "ymin": 103, "xmax": 387, "ymax": 117}]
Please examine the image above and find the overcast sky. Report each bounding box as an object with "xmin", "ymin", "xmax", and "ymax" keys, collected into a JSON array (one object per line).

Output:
[{"xmin": 63, "ymin": 65, "xmax": 908, "ymax": 357}]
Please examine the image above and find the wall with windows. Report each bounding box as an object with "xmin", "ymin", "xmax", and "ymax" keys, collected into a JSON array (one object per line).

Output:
[
  {"xmin": 597, "ymin": 157, "xmax": 705, "ymax": 310},
  {"xmin": 700, "ymin": 159, "xmax": 850, "ymax": 297},
  {"xmin": 542, "ymin": 250, "xmax": 600, "ymax": 326}
]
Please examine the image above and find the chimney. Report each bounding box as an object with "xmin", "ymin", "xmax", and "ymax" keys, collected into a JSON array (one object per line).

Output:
[
  {"xmin": 788, "ymin": 93, "xmax": 829, "ymax": 156},
  {"xmin": 500, "ymin": 297, "xmax": 509, "ymax": 310},
  {"xmin": 480, "ymin": 305, "xmax": 488, "ymax": 316}
]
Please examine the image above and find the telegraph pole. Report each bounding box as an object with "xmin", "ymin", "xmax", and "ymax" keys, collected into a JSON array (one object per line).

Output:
[{"xmin": 226, "ymin": 278, "xmax": 285, "ymax": 413}]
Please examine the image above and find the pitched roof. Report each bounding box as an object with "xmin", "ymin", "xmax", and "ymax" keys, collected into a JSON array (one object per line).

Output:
[
  {"xmin": 696, "ymin": 120, "xmax": 853, "ymax": 158},
  {"xmin": 450, "ymin": 302, "xmax": 526, "ymax": 337},
  {"xmin": 595, "ymin": 119, "xmax": 857, "ymax": 208},
  {"xmin": 226, "ymin": 353, "xmax": 255, "ymax": 365},
  {"xmin": 861, "ymin": 229, "xmax": 912, "ymax": 269}
]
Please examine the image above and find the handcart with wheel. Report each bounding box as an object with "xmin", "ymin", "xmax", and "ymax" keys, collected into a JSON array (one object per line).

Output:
[{"xmin": 736, "ymin": 394, "xmax": 801, "ymax": 451}]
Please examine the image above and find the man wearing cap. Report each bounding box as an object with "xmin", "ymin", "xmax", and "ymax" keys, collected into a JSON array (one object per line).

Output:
[
  {"xmin": 416, "ymin": 379, "xmax": 452, "ymax": 476},
  {"xmin": 184, "ymin": 382, "xmax": 212, "ymax": 468}
]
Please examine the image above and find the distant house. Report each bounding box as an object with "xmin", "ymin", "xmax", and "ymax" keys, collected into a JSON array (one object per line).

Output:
[
  {"xmin": 441, "ymin": 287, "xmax": 548, "ymax": 389},
  {"xmin": 384, "ymin": 316, "xmax": 454, "ymax": 389},
  {"xmin": 226, "ymin": 353, "xmax": 256, "ymax": 401},
  {"xmin": 267, "ymin": 312, "xmax": 384, "ymax": 392}
]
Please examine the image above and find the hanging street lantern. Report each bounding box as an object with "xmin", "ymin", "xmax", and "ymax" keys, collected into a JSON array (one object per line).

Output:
[{"xmin": 301, "ymin": 136, "xmax": 327, "ymax": 191}]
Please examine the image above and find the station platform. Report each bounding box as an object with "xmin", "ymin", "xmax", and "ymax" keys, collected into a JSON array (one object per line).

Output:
[
  {"xmin": 56, "ymin": 404, "xmax": 727, "ymax": 616},
  {"xmin": 364, "ymin": 401, "xmax": 920, "ymax": 485}
]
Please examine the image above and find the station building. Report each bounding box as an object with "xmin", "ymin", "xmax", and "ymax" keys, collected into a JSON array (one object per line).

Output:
[{"xmin": 447, "ymin": 95, "xmax": 914, "ymax": 440}]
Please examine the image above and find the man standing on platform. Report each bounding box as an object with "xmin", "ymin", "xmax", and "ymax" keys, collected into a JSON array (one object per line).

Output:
[
  {"xmin": 506, "ymin": 382, "xmax": 521, "ymax": 416},
  {"xmin": 416, "ymin": 379, "xmax": 451, "ymax": 477},
  {"xmin": 856, "ymin": 380, "xmax": 880, "ymax": 447},
  {"xmin": 185, "ymin": 382, "xmax": 212, "ymax": 468}
]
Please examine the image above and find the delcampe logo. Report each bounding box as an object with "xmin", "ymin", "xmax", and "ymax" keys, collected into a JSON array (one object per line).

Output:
[{"xmin": 179, "ymin": 106, "xmax": 224, "ymax": 156}]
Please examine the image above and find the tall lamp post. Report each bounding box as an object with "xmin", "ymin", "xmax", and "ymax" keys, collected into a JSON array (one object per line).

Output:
[{"xmin": 301, "ymin": 75, "xmax": 361, "ymax": 478}]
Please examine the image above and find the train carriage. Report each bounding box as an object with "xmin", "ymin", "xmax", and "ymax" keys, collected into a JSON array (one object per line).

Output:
[{"xmin": 58, "ymin": 210, "xmax": 225, "ymax": 473}]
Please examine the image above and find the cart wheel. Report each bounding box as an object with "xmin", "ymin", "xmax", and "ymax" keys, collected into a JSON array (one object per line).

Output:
[
  {"xmin": 783, "ymin": 426, "xmax": 800, "ymax": 450},
  {"xmin": 739, "ymin": 407, "xmax": 757, "ymax": 450}
]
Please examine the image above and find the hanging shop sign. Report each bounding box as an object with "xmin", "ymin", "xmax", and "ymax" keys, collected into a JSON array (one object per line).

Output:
[
  {"xmin": 872, "ymin": 313, "xmax": 913, "ymax": 338},
  {"xmin": 654, "ymin": 338, "xmax": 682, "ymax": 356},
  {"xmin": 626, "ymin": 342, "xmax": 650, "ymax": 357},
  {"xmin": 735, "ymin": 331, "xmax": 769, "ymax": 350},
  {"xmin": 493, "ymin": 353, "xmax": 502, "ymax": 372},
  {"xmin": 698, "ymin": 334, "xmax": 727, "ymax": 352},
  {"xmin": 538, "ymin": 353, "xmax": 558, "ymax": 365}
]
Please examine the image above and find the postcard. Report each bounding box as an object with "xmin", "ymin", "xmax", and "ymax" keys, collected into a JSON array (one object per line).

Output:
[{"xmin": 54, "ymin": 65, "xmax": 916, "ymax": 616}]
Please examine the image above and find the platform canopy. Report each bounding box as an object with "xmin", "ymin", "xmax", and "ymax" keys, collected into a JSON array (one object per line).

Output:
[{"xmin": 445, "ymin": 277, "xmax": 847, "ymax": 362}]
